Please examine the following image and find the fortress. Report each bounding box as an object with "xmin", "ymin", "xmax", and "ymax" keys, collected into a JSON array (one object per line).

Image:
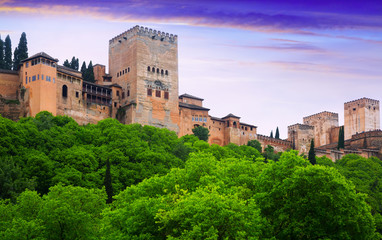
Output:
[{"xmin": 0, "ymin": 25, "xmax": 381, "ymax": 160}]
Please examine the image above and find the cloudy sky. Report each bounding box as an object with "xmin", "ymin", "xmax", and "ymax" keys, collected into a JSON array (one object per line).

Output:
[{"xmin": 1, "ymin": 0, "xmax": 381, "ymax": 138}]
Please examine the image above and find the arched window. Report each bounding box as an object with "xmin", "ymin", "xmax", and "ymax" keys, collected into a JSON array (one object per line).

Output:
[
  {"xmin": 233, "ymin": 121, "xmax": 237, "ymax": 128},
  {"xmin": 62, "ymin": 85, "xmax": 68, "ymax": 98},
  {"xmin": 128, "ymin": 67, "xmax": 130, "ymax": 72},
  {"xmin": 156, "ymin": 68, "xmax": 159, "ymax": 74},
  {"xmin": 165, "ymin": 70, "xmax": 168, "ymax": 75},
  {"xmin": 161, "ymin": 69, "xmax": 164, "ymax": 75},
  {"xmin": 152, "ymin": 67, "xmax": 155, "ymax": 73},
  {"xmin": 147, "ymin": 66, "xmax": 150, "ymax": 71}
]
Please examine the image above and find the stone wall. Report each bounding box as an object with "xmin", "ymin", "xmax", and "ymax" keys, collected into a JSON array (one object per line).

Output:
[
  {"xmin": 344, "ymin": 98, "xmax": 380, "ymax": 140},
  {"xmin": 257, "ymin": 134, "xmax": 292, "ymax": 152},
  {"xmin": 0, "ymin": 70, "xmax": 20, "ymax": 99},
  {"xmin": 303, "ymin": 111, "xmax": 338, "ymax": 147},
  {"xmin": 287, "ymin": 123, "xmax": 314, "ymax": 154}
]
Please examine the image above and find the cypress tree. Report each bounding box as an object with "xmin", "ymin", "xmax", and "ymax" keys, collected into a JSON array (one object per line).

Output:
[
  {"xmin": 63, "ymin": 59, "xmax": 71, "ymax": 68},
  {"xmin": 104, "ymin": 158, "xmax": 113, "ymax": 204},
  {"xmin": 70, "ymin": 56, "xmax": 79, "ymax": 70},
  {"xmin": 81, "ymin": 61, "xmax": 87, "ymax": 81},
  {"xmin": 87, "ymin": 61, "xmax": 95, "ymax": 82},
  {"xmin": 308, "ymin": 139, "xmax": 316, "ymax": 165},
  {"xmin": 12, "ymin": 47, "xmax": 19, "ymax": 71},
  {"xmin": 0, "ymin": 36, "xmax": 4, "ymax": 69},
  {"xmin": 4, "ymin": 35, "xmax": 12, "ymax": 70},
  {"xmin": 13, "ymin": 32, "xmax": 28, "ymax": 70},
  {"xmin": 338, "ymin": 126, "xmax": 345, "ymax": 149},
  {"xmin": 275, "ymin": 127, "xmax": 280, "ymax": 139},
  {"xmin": 270, "ymin": 130, "xmax": 273, "ymax": 138}
]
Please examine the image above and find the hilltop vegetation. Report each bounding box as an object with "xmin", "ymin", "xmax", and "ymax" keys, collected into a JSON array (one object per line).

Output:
[{"xmin": 0, "ymin": 112, "xmax": 382, "ymax": 239}]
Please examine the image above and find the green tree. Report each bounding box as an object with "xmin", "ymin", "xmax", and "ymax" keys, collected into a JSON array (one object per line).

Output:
[
  {"xmin": 254, "ymin": 152, "xmax": 377, "ymax": 239},
  {"xmin": 87, "ymin": 61, "xmax": 95, "ymax": 82},
  {"xmin": 192, "ymin": 126, "xmax": 210, "ymax": 141},
  {"xmin": 104, "ymin": 158, "xmax": 113, "ymax": 204},
  {"xmin": 270, "ymin": 130, "xmax": 273, "ymax": 138},
  {"xmin": 308, "ymin": 139, "xmax": 316, "ymax": 165},
  {"xmin": 338, "ymin": 126, "xmax": 345, "ymax": 149},
  {"xmin": 4, "ymin": 35, "xmax": 12, "ymax": 70},
  {"xmin": 0, "ymin": 36, "xmax": 4, "ymax": 69},
  {"xmin": 70, "ymin": 57, "xmax": 79, "ymax": 70},
  {"xmin": 13, "ymin": 32, "xmax": 28, "ymax": 70},
  {"xmin": 275, "ymin": 127, "xmax": 280, "ymax": 139},
  {"xmin": 80, "ymin": 61, "xmax": 87, "ymax": 80},
  {"xmin": 247, "ymin": 139, "xmax": 262, "ymax": 153},
  {"xmin": 63, "ymin": 59, "xmax": 70, "ymax": 68}
]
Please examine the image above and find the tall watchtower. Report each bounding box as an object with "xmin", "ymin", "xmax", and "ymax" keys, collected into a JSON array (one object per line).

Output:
[
  {"xmin": 344, "ymin": 98, "xmax": 380, "ymax": 140},
  {"xmin": 109, "ymin": 26, "xmax": 179, "ymax": 132},
  {"xmin": 21, "ymin": 52, "xmax": 58, "ymax": 116}
]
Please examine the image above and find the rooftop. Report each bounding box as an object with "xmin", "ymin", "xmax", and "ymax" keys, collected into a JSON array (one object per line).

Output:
[
  {"xmin": 179, "ymin": 93, "xmax": 204, "ymax": 101},
  {"xmin": 21, "ymin": 52, "xmax": 58, "ymax": 63},
  {"xmin": 222, "ymin": 113, "xmax": 241, "ymax": 119},
  {"xmin": 179, "ymin": 102, "xmax": 210, "ymax": 111}
]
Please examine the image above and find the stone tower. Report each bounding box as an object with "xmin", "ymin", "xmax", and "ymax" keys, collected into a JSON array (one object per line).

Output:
[
  {"xmin": 303, "ymin": 111, "xmax": 339, "ymax": 147},
  {"xmin": 108, "ymin": 26, "xmax": 179, "ymax": 132},
  {"xmin": 344, "ymin": 98, "xmax": 380, "ymax": 140},
  {"xmin": 20, "ymin": 52, "xmax": 58, "ymax": 116}
]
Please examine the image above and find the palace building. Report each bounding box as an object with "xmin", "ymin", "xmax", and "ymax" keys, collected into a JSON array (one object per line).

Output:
[{"xmin": 0, "ymin": 25, "xmax": 381, "ymax": 159}]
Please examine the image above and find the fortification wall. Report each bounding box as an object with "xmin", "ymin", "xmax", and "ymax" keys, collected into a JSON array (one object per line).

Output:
[
  {"xmin": 344, "ymin": 98, "xmax": 380, "ymax": 140},
  {"xmin": 349, "ymin": 130, "xmax": 382, "ymax": 149},
  {"xmin": 288, "ymin": 123, "xmax": 314, "ymax": 154},
  {"xmin": 257, "ymin": 134, "xmax": 292, "ymax": 152},
  {"xmin": 0, "ymin": 70, "xmax": 20, "ymax": 99},
  {"xmin": 303, "ymin": 111, "xmax": 338, "ymax": 147}
]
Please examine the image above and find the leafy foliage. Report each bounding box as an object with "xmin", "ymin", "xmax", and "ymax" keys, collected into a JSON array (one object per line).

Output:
[{"xmin": 192, "ymin": 125, "xmax": 210, "ymax": 141}]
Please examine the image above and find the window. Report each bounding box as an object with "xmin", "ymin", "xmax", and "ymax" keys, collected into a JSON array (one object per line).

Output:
[
  {"xmin": 152, "ymin": 67, "xmax": 155, "ymax": 72},
  {"xmin": 42, "ymin": 75, "xmax": 44, "ymax": 80},
  {"xmin": 29, "ymin": 77, "xmax": 31, "ymax": 83},
  {"xmin": 53, "ymin": 78, "xmax": 55, "ymax": 83},
  {"xmin": 26, "ymin": 62, "xmax": 29, "ymax": 68},
  {"xmin": 37, "ymin": 74, "xmax": 39, "ymax": 80},
  {"xmin": 155, "ymin": 90, "xmax": 161, "ymax": 97},
  {"xmin": 203, "ymin": 117, "xmax": 207, "ymax": 122},
  {"xmin": 76, "ymin": 91, "xmax": 79, "ymax": 98},
  {"xmin": 114, "ymin": 102, "xmax": 117, "ymax": 107},
  {"xmin": 62, "ymin": 85, "xmax": 68, "ymax": 98},
  {"xmin": 161, "ymin": 69, "xmax": 164, "ymax": 75},
  {"xmin": 165, "ymin": 70, "xmax": 168, "ymax": 75},
  {"xmin": 233, "ymin": 122, "xmax": 237, "ymax": 128},
  {"xmin": 192, "ymin": 116, "xmax": 194, "ymax": 121},
  {"xmin": 156, "ymin": 68, "xmax": 159, "ymax": 74},
  {"xmin": 116, "ymin": 90, "xmax": 120, "ymax": 96},
  {"xmin": 164, "ymin": 91, "xmax": 169, "ymax": 99},
  {"xmin": 32, "ymin": 76, "xmax": 36, "ymax": 81},
  {"xmin": 199, "ymin": 116, "xmax": 203, "ymax": 122},
  {"xmin": 128, "ymin": 67, "xmax": 130, "ymax": 72},
  {"xmin": 127, "ymin": 90, "xmax": 130, "ymax": 97},
  {"xmin": 147, "ymin": 66, "xmax": 150, "ymax": 71},
  {"xmin": 25, "ymin": 76, "xmax": 27, "ymax": 84},
  {"xmin": 147, "ymin": 88, "xmax": 152, "ymax": 96},
  {"xmin": 117, "ymin": 73, "xmax": 119, "ymax": 77},
  {"xmin": 122, "ymin": 70, "xmax": 125, "ymax": 74}
]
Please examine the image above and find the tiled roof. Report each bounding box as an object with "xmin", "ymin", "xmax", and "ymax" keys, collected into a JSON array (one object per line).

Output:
[
  {"xmin": 179, "ymin": 93, "xmax": 204, "ymax": 101},
  {"xmin": 21, "ymin": 52, "xmax": 58, "ymax": 63},
  {"xmin": 0, "ymin": 69, "xmax": 18, "ymax": 75},
  {"xmin": 179, "ymin": 102, "xmax": 210, "ymax": 111},
  {"xmin": 222, "ymin": 113, "xmax": 241, "ymax": 119},
  {"xmin": 57, "ymin": 65, "xmax": 82, "ymax": 78}
]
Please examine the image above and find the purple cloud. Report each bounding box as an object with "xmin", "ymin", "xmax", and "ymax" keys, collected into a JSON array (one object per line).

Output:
[{"xmin": 2, "ymin": 0, "xmax": 382, "ymax": 31}]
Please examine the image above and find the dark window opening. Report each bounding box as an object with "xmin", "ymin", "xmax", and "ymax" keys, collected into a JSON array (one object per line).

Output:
[
  {"xmin": 227, "ymin": 121, "xmax": 229, "ymax": 127},
  {"xmin": 233, "ymin": 121, "xmax": 237, "ymax": 128},
  {"xmin": 62, "ymin": 85, "xmax": 68, "ymax": 98},
  {"xmin": 116, "ymin": 91, "xmax": 120, "ymax": 96},
  {"xmin": 125, "ymin": 69, "xmax": 127, "ymax": 73},
  {"xmin": 75, "ymin": 91, "xmax": 79, "ymax": 98},
  {"xmin": 147, "ymin": 66, "xmax": 151, "ymax": 71},
  {"xmin": 156, "ymin": 90, "xmax": 161, "ymax": 97},
  {"xmin": 117, "ymin": 73, "xmax": 119, "ymax": 77},
  {"xmin": 165, "ymin": 70, "xmax": 168, "ymax": 75},
  {"xmin": 122, "ymin": 92, "xmax": 125, "ymax": 99},
  {"xmin": 128, "ymin": 67, "xmax": 130, "ymax": 72},
  {"xmin": 156, "ymin": 68, "xmax": 159, "ymax": 74},
  {"xmin": 147, "ymin": 89, "xmax": 152, "ymax": 96},
  {"xmin": 152, "ymin": 67, "xmax": 155, "ymax": 73},
  {"xmin": 114, "ymin": 102, "xmax": 117, "ymax": 107},
  {"xmin": 164, "ymin": 91, "xmax": 169, "ymax": 99},
  {"xmin": 161, "ymin": 69, "xmax": 164, "ymax": 75},
  {"xmin": 127, "ymin": 90, "xmax": 130, "ymax": 96}
]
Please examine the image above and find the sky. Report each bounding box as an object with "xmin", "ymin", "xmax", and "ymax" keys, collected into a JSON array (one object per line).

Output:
[{"xmin": 1, "ymin": 0, "xmax": 381, "ymax": 138}]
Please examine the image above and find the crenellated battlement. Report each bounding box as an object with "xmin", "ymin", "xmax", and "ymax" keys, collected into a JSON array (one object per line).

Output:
[
  {"xmin": 257, "ymin": 134, "xmax": 292, "ymax": 146},
  {"xmin": 109, "ymin": 25, "xmax": 178, "ymax": 44},
  {"xmin": 303, "ymin": 111, "xmax": 338, "ymax": 121},
  {"xmin": 344, "ymin": 97, "xmax": 379, "ymax": 107},
  {"xmin": 288, "ymin": 123, "xmax": 314, "ymax": 131}
]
